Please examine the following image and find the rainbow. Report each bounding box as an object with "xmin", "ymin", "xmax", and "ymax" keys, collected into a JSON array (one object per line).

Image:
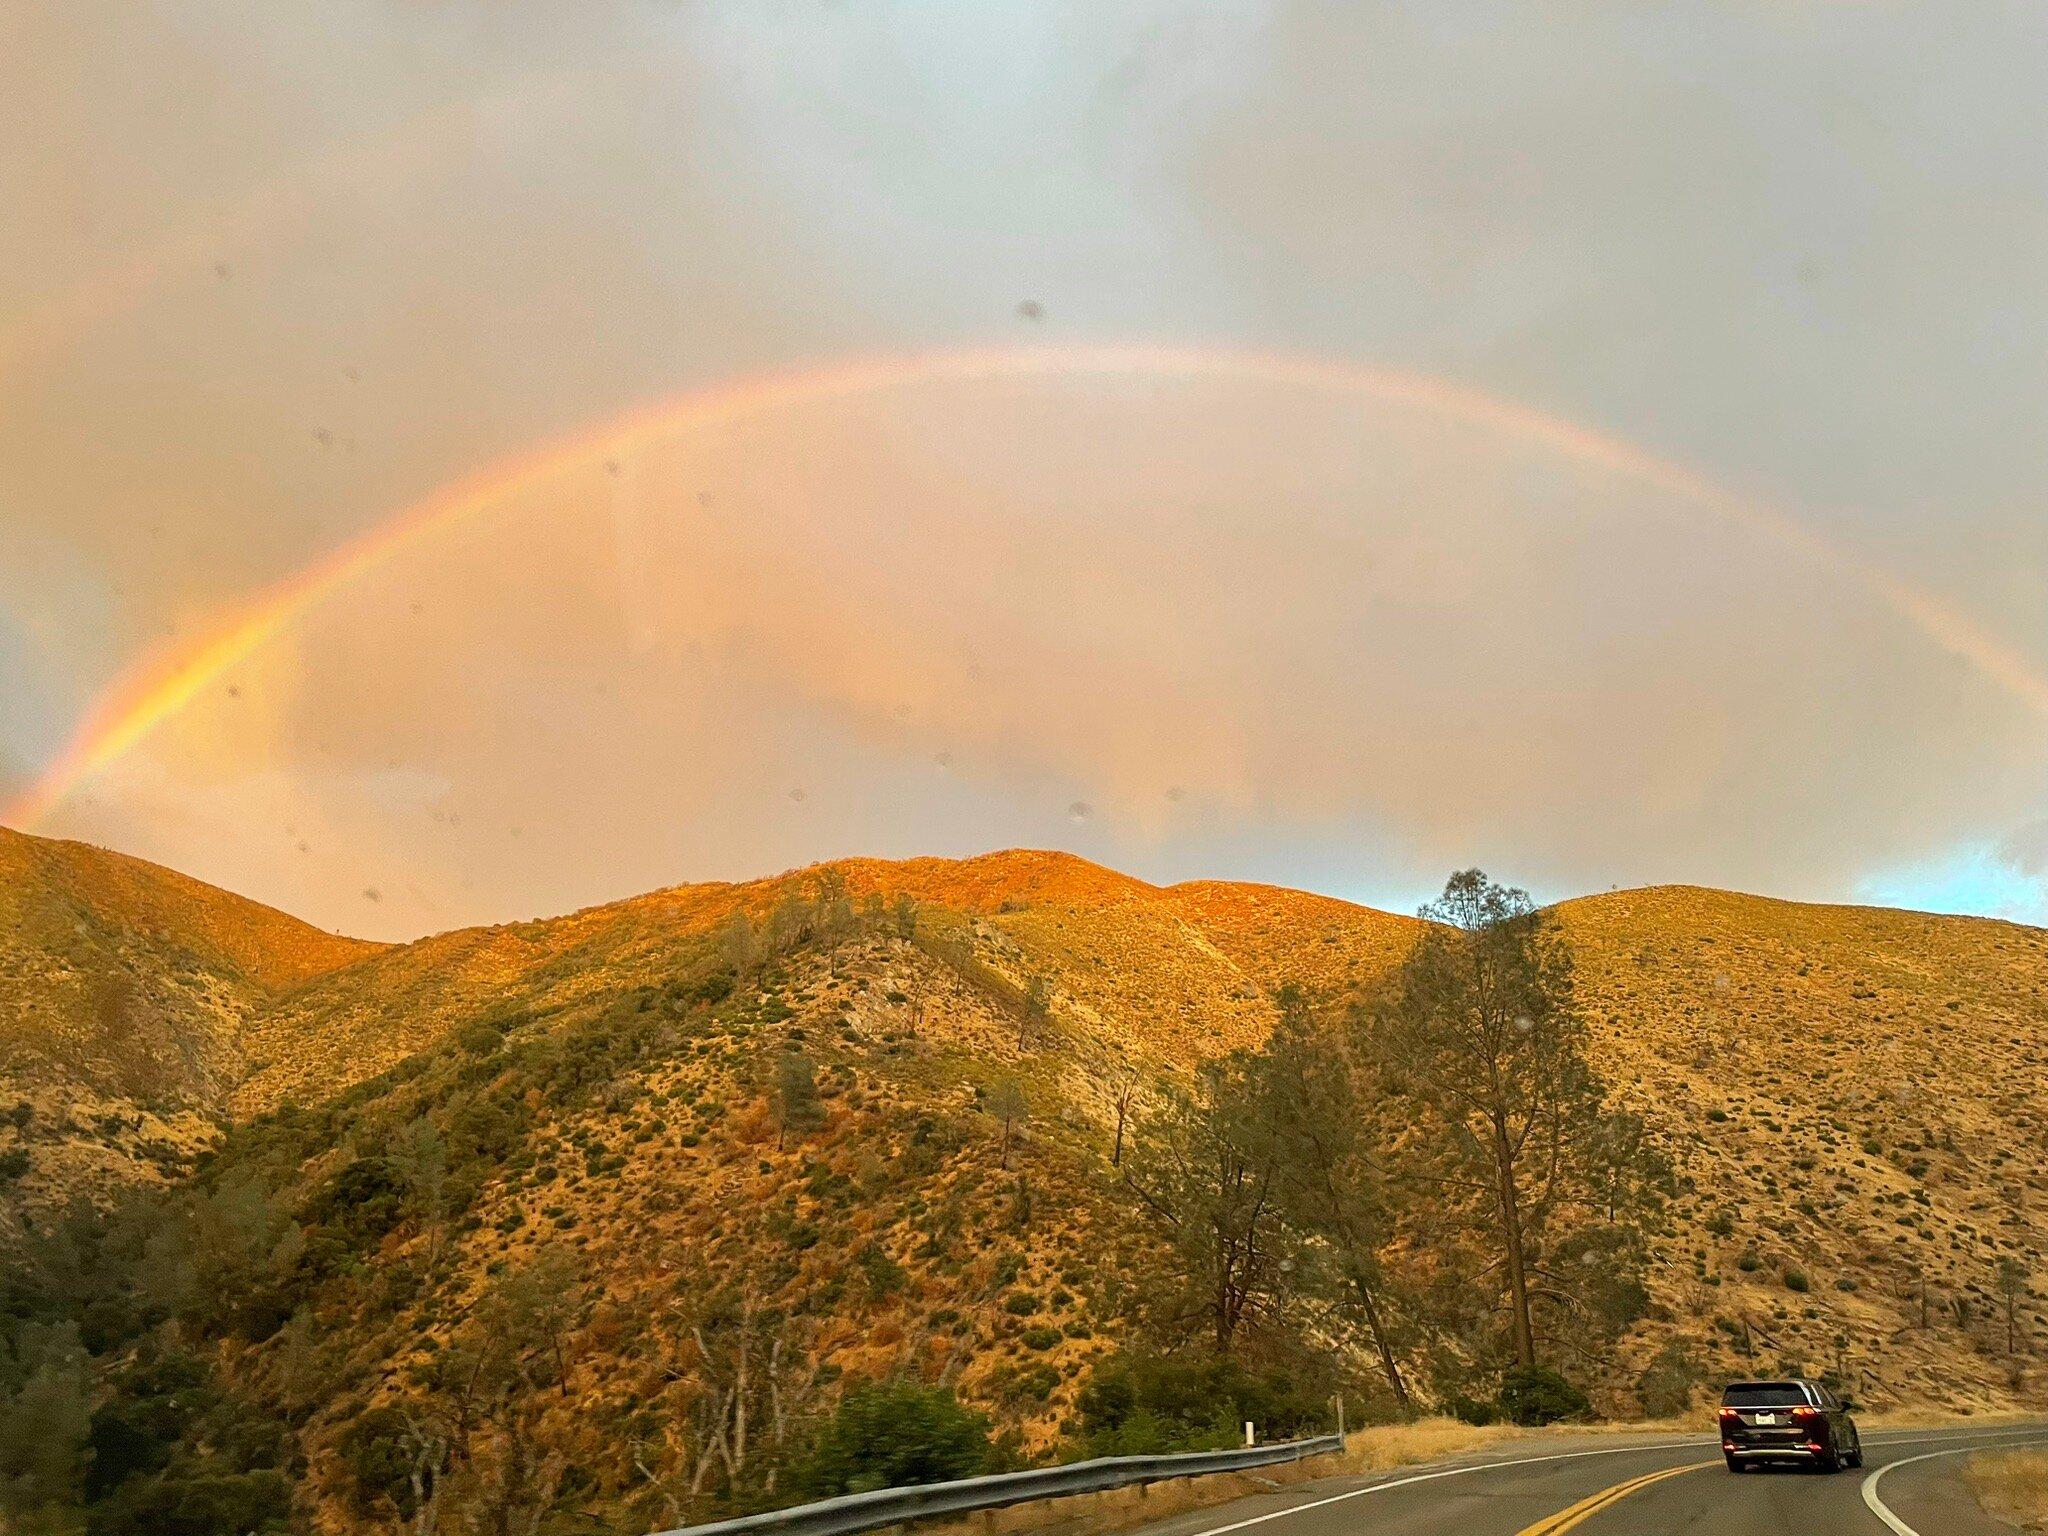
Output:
[{"xmin": 12, "ymin": 343, "xmax": 2047, "ymax": 830}]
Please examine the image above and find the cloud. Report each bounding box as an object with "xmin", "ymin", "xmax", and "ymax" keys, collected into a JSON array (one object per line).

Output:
[
  {"xmin": 5, "ymin": 3, "xmax": 2046, "ymax": 935},
  {"xmin": 1858, "ymin": 841, "xmax": 2048, "ymax": 926},
  {"xmin": 32, "ymin": 363, "xmax": 2048, "ymax": 937},
  {"xmin": 2000, "ymin": 820, "xmax": 2048, "ymax": 880}
]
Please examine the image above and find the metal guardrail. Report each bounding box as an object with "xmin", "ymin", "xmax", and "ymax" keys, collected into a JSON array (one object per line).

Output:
[{"xmin": 651, "ymin": 1433, "xmax": 1347, "ymax": 1536}]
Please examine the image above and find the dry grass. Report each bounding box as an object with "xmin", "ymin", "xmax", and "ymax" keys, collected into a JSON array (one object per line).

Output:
[
  {"xmin": 919, "ymin": 1454, "xmax": 1349, "ymax": 1536},
  {"xmin": 1859, "ymin": 1405, "xmax": 2047, "ymax": 1431},
  {"xmin": 1332, "ymin": 1417, "xmax": 1518, "ymax": 1472},
  {"xmin": 1965, "ymin": 1448, "xmax": 2048, "ymax": 1533}
]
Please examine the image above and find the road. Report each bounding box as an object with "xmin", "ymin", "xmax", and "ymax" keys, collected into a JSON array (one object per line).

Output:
[{"xmin": 1125, "ymin": 1423, "xmax": 2046, "ymax": 1536}]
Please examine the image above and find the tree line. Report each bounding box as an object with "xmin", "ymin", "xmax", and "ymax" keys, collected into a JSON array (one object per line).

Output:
[{"xmin": 1112, "ymin": 870, "xmax": 1673, "ymax": 1422}]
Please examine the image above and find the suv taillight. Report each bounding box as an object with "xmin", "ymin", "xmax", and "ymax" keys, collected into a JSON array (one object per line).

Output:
[{"xmin": 1792, "ymin": 1405, "xmax": 1819, "ymax": 1419}]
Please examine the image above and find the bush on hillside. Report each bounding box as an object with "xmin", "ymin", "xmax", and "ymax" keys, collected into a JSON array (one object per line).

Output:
[
  {"xmin": 1072, "ymin": 1350, "xmax": 1336, "ymax": 1456},
  {"xmin": 1496, "ymin": 1365, "xmax": 1590, "ymax": 1426},
  {"xmin": 789, "ymin": 1382, "xmax": 994, "ymax": 1497},
  {"xmin": 1445, "ymin": 1393, "xmax": 1499, "ymax": 1426},
  {"xmin": 1634, "ymin": 1340, "xmax": 1702, "ymax": 1417},
  {"xmin": 339, "ymin": 1405, "xmax": 418, "ymax": 1517}
]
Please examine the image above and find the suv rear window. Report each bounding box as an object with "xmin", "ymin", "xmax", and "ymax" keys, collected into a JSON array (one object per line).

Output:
[{"xmin": 1722, "ymin": 1382, "xmax": 1807, "ymax": 1408}]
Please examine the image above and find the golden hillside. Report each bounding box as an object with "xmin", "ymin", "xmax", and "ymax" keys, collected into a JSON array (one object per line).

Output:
[
  {"xmin": 1556, "ymin": 884, "xmax": 2048, "ymax": 1410},
  {"xmin": 230, "ymin": 850, "xmax": 1419, "ymax": 1116},
  {"xmin": 0, "ymin": 827, "xmax": 381, "ymax": 1237},
  {"xmin": 5, "ymin": 831, "xmax": 2046, "ymax": 1428}
]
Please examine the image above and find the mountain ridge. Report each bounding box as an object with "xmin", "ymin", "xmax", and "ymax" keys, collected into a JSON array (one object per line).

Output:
[{"xmin": 4, "ymin": 828, "xmax": 2045, "ymax": 1436}]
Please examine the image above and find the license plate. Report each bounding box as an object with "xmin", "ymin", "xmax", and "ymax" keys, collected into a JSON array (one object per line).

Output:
[{"xmin": 1753, "ymin": 1413, "xmax": 1779, "ymax": 1425}]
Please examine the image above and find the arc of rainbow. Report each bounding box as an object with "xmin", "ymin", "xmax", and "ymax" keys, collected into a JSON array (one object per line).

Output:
[{"xmin": 11, "ymin": 342, "xmax": 2047, "ymax": 831}]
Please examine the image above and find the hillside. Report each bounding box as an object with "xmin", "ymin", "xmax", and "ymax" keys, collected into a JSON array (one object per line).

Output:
[
  {"xmin": 1556, "ymin": 885, "xmax": 2048, "ymax": 1410},
  {"xmin": 229, "ymin": 850, "xmax": 1421, "ymax": 1117},
  {"xmin": 3, "ymin": 833, "xmax": 2046, "ymax": 1533},
  {"xmin": 0, "ymin": 827, "xmax": 381, "ymax": 1238}
]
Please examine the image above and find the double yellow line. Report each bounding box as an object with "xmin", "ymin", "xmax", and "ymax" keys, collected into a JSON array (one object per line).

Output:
[{"xmin": 1513, "ymin": 1459, "xmax": 1714, "ymax": 1536}]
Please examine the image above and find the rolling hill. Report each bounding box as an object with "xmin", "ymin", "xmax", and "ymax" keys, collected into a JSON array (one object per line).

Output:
[
  {"xmin": 0, "ymin": 826, "xmax": 380, "ymax": 1240},
  {"xmin": 3, "ymin": 829, "xmax": 2045, "ymax": 1531}
]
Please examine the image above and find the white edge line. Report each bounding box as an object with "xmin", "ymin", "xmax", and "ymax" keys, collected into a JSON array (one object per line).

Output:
[
  {"xmin": 1184, "ymin": 1439, "xmax": 1710, "ymax": 1536},
  {"xmin": 1183, "ymin": 1425, "xmax": 2048, "ymax": 1536},
  {"xmin": 1861, "ymin": 1434, "xmax": 2048, "ymax": 1536}
]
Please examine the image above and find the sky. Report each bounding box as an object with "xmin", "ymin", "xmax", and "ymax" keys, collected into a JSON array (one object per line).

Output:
[{"xmin": 3, "ymin": 1, "xmax": 2046, "ymax": 941}]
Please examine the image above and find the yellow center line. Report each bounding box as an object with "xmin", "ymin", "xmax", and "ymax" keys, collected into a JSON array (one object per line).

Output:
[{"xmin": 1513, "ymin": 1459, "xmax": 1716, "ymax": 1536}]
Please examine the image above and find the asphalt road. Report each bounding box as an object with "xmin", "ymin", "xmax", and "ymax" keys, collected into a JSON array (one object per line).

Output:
[{"xmin": 1125, "ymin": 1423, "xmax": 2048, "ymax": 1536}]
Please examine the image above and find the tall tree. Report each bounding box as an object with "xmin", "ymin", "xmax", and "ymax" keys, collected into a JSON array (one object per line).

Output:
[
  {"xmin": 773, "ymin": 1053, "xmax": 824, "ymax": 1150},
  {"xmin": 1258, "ymin": 986, "xmax": 1410, "ymax": 1404},
  {"xmin": 1107, "ymin": 1061, "xmax": 1141, "ymax": 1169},
  {"xmin": 1996, "ymin": 1257, "xmax": 2027, "ymax": 1355},
  {"xmin": 987, "ymin": 1078, "xmax": 1029, "ymax": 1170},
  {"xmin": 1018, "ymin": 975, "xmax": 1052, "ymax": 1051},
  {"xmin": 1121, "ymin": 1055, "xmax": 1297, "ymax": 1352},
  {"xmin": 1361, "ymin": 870, "xmax": 1661, "ymax": 1371}
]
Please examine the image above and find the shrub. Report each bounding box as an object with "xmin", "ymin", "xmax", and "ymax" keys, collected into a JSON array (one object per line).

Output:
[
  {"xmin": 454, "ymin": 1021, "xmax": 505, "ymax": 1056},
  {"xmin": 1496, "ymin": 1366, "xmax": 1590, "ymax": 1426},
  {"xmin": 1634, "ymin": 1340, "xmax": 1702, "ymax": 1417},
  {"xmin": 1783, "ymin": 1269, "xmax": 1810, "ymax": 1293},
  {"xmin": 340, "ymin": 1405, "xmax": 418, "ymax": 1516},
  {"xmin": 93, "ymin": 1468, "xmax": 293, "ymax": 1536},
  {"xmin": 1072, "ymin": 1350, "xmax": 1334, "ymax": 1455},
  {"xmin": 1446, "ymin": 1393, "xmax": 1498, "ymax": 1426},
  {"xmin": 857, "ymin": 1243, "xmax": 906, "ymax": 1298},
  {"xmin": 790, "ymin": 1382, "xmax": 993, "ymax": 1497},
  {"xmin": 301, "ymin": 1157, "xmax": 408, "ymax": 1251}
]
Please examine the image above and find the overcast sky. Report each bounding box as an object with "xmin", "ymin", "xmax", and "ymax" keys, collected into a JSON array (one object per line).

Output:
[{"xmin": 4, "ymin": 1, "xmax": 2046, "ymax": 940}]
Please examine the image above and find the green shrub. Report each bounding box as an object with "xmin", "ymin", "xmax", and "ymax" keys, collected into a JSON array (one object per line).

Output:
[
  {"xmin": 1496, "ymin": 1366, "xmax": 1590, "ymax": 1426},
  {"xmin": 340, "ymin": 1405, "xmax": 418, "ymax": 1516},
  {"xmin": 1634, "ymin": 1341, "xmax": 1701, "ymax": 1417},
  {"xmin": 1446, "ymin": 1393, "xmax": 1498, "ymax": 1426},
  {"xmin": 454, "ymin": 1021, "xmax": 505, "ymax": 1056},
  {"xmin": 857, "ymin": 1243, "xmax": 906, "ymax": 1298},
  {"xmin": 790, "ymin": 1382, "xmax": 993, "ymax": 1497},
  {"xmin": 93, "ymin": 1468, "xmax": 293, "ymax": 1536},
  {"xmin": 301, "ymin": 1157, "xmax": 408, "ymax": 1252},
  {"xmin": 1072, "ymin": 1350, "xmax": 1334, "ymax": 1455}
]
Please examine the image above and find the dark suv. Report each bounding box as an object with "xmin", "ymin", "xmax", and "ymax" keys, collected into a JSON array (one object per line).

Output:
[{"xmin": 1719, "ymin": 1379, "xmax": 1861, "ymax": 1472}]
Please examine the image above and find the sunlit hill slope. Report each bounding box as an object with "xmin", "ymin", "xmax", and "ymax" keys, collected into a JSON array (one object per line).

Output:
[
  {"xmin": 3, "ymin": 828, "xmax": 2046, "ymax": 1530},
  {"xmin": 0, "ymin": 826, "xmax": 379, "ymax": 1240}
]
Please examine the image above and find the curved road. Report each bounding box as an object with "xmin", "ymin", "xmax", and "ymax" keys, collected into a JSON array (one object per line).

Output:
[{"xmin": 1125, "ymin": 1423, "xmax": 2045, "ymax": 1536}]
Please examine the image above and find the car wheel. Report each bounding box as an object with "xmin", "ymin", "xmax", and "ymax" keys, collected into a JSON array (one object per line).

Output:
[
  {"xmin": 1847, "ymin": 1443, "xmax": 1864, "ymax": 1469},
  {"xmin": 1725, "ymin": 1454, "xmax": 1745, "ymax": 1473},
  {"xmin": 1818, "ymin": 1449, "xmax": 1841, "ymax": 1473}
]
